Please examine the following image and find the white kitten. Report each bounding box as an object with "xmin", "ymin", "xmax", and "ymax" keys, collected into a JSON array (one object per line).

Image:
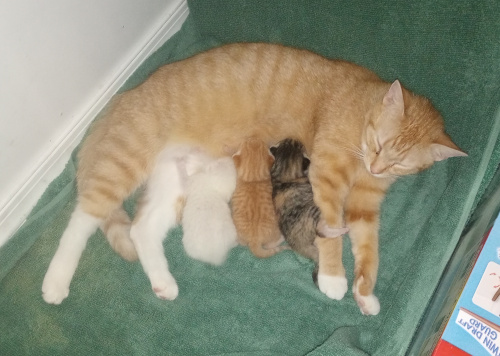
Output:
[
  {"xmin": 127, "ymin": 145, "xmax": 211, "ymax": 300},
  {"xmin": 182, "ymin": 157, "xmax": 238, "ymax": 265}
]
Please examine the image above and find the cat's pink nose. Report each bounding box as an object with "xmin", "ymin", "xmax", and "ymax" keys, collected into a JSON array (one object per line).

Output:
[{"xmin": 370, "ymin": 164, "xmax": 381, "ymax": 175}]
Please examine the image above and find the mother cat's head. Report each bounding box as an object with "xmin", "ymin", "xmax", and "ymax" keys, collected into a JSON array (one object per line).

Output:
[{"xmin": 362, "ymin": 80, "xmax": 467, "ymax": 178}]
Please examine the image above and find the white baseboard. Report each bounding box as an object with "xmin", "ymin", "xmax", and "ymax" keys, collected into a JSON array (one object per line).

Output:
[{"xmin": 0, "ymin": 0, "xmax": 189, "ymax": 247}]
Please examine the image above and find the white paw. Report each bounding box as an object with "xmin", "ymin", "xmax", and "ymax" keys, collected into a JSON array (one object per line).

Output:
[
  {"xmin": 354, "ymin": 293, "xmax": 380, "ymax": 316},
  {"xmin": 42, "ymin": 278, "xmax": 69, "ymax": 305},
  {"xmin": 151, "ymin": 276, "xmax": 179, "ymax": 301},
  {"xmin": 317, "ymin": 274, "xmax": 348, "ymax": 300},
  {"xmin": 353, "ymin": 278, "xmax": 380, "ymax": 315}
]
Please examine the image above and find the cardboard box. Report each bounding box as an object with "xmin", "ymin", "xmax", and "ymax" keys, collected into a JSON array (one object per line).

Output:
[{"xmin": 434, "ymin": 214, "xmax": 500, "ymax": 356}]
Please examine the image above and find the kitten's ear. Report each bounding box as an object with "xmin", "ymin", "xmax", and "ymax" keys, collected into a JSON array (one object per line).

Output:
[
  {"xmin": 232, "ymin": 153, "xmax": 241, "ymax": 168},
  {"xmin": 431, "ymin": 134, "xmax": 468, "ymax": 161},
  {"xmin": 270, "ymin": 146, "xmax": 278, "ymax": 156},
  {"xmin": 223, "ymin": 144, "xmax": 236, "ymax": 155},
  {"xmin": 302, "ymin": 157, "xmax": 311, "ymax": 172},
  {"xmin": 267, "ymin": 152, "xmax": 275, "ymax": 168},
  {"xmin": 382, "ymin": 80, "xmax": 405, "ymax": 117}
]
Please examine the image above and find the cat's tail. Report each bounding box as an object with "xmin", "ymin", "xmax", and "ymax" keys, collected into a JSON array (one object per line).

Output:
[{"xmin": 101, "ymin": 208, "xmax": 138, "ymax": 262}]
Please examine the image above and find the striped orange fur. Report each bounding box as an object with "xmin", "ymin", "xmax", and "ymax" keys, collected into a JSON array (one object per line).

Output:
[
  {"xmin": 231, "ymin": 138, "xmax": 286, "ymax": 258},
  {"xmin": 45, "ymin": 43, "xmax": 466, "ymax": 312}
]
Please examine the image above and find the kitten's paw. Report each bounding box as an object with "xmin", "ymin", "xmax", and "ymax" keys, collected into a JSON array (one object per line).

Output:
[
  {"xmin": 317, "ymin": 274, "xmax": 348, "ymax": 300},
  {"xmin": 42, "ymin": 279, "xmax": 69, "ymax": 305},
  {"xmin": 317, "ymin": 219, "xmax": 349, "ymax": 238},
  {"xmin": 353, "ymin": 278, "xmax": 380, "ymax": 315},
  {"xmin": 151, "ymin": 277, "xmax": 179, "ymax": 301}
]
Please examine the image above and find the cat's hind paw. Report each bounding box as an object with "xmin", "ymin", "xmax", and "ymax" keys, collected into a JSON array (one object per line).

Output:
[
  {"xmin": 42, "ymin": 280, "xmax": 69, "ymax": 305},
  {"xmin": 42, "ymin": 266, "xmax": 73, "ymax": 304},
  {"xmin": 353, "ymin": 277, "xmax": 380, "ymax": 315},
  {"xmin": 317, "ymin": 274, "xmax": 348, "ymax": 300}
]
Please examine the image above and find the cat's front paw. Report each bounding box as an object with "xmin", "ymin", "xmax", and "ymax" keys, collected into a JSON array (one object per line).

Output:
[
  {"xmin": 317, "ymin": 274, "xmax": 348, "ymax": 300},
  {"xmin": 151, "ymin": 276, "xmax": 179, "ymax": 301},
  {"xmin": 353, "ymin": 277, "xmax": 380, "ymax": 315},
  {"xmin": 42, "ymin": 278, "xmax": 69, "ymax": 305}
]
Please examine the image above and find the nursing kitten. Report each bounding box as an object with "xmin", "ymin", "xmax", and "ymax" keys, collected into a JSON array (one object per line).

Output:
[
  {"xmin": 42, "ymin": 43, "xmax": 466, "ymax": 315},
  {"xmin": 270, "ymin": 139, "xmax": 320, "ymax": 263},
  {"xmin": 231, "ymin": 138, "xmax": 287, "ymax": 258},
  {"xmin": 182, "ymin": 157, "xmax": 238, "ymax": 266}
]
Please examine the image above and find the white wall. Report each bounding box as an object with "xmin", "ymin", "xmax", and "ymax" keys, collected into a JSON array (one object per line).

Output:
[{"xmin": 0, "ymin": 0, "xmax": 188, "ymax": 246}]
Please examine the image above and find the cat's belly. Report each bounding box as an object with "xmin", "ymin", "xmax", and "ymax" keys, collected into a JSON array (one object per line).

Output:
[{"xmin": 169, "ymin": 114, "xmax": 313, "ymax": 156}]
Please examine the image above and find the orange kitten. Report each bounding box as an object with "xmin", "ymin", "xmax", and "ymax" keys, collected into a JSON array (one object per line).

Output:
[
  {"xmin": 42, "ymin": 43, "xmax": 467, "ymax": 314},
  {"xmin": 231, "ymin": 138, "xmax": 286, "ymax": 258}
]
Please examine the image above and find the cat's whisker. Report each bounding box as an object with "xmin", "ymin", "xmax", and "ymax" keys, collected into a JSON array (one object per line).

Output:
[
  {"xmin": 386, "ymin": 173, "xmax": 401, "ymax": 179},
  {"xmin": 337, "ymin": 144, "xmax": 364, "ymax": 161},
  {"xmin": 348, "ymin": 143, "xmax": 365, "ymax": 157}
]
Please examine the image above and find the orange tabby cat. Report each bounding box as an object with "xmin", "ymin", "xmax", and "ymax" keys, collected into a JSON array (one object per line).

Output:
[
  {"xmin": 42, "ymin": 43, "xmax": 467, "ymax": 315},
  {"xmin": 231, "ymin": 138, "xmax": 286, "ymax": 258}
]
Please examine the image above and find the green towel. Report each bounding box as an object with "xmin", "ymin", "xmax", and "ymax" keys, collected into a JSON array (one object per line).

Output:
[{"xmin": 1, "ymin": 1, "xmax": 500, "ymax": 355}]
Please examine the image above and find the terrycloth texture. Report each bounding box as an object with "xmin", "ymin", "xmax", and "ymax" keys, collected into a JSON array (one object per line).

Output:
[{"xmin": 1, "ymin": 1, "xmax": 500, "ymax": 355}]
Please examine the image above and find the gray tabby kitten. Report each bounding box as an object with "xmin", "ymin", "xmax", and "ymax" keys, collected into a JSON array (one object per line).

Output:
[{"xmin": 270, "ymin": 139, "xmax": 321, "ymax": 263}]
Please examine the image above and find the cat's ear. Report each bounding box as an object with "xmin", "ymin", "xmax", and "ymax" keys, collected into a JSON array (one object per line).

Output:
[
  {"xmin": 431, "ymin": 134, "xmax": 468, "ymax": 161},
  {"xmin": 377, "ymin": 80, "xmax": 405, "ymax": 143},
  {"xmin": 270, "ymin": 146, "xmax": 277, "ymax": 157},
  {"xmin": 382, "ymin": 80, "xmax": 405, "ymax": 117}
]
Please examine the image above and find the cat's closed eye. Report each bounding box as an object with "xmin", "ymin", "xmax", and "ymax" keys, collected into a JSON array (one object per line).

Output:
[{"xmin": 374, "ymin": 140, "xmax": 382, "ymax": 155}]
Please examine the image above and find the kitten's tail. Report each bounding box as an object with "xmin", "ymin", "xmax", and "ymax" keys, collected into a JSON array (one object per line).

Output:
[
  {"xmin": 101, "ymin": 208, "xmax": 138, "ymax": 262},
  {"xmin": 248, "ymin": 235, "xmax": 289, "ymax": 258}
]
